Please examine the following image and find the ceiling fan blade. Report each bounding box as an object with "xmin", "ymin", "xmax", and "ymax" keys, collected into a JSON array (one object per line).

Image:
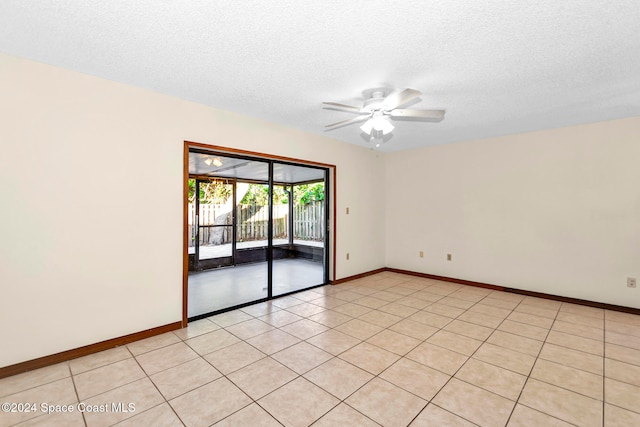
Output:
[
  {"xmin": 325, "ymin": 114, "xmax": 370, "ymax": 130},
  {"xmin": 322, "ymin": 102, "xmax": 365, "ymax": 113},
  {"xmin": 388, "ymin": 108, "xmax": 445, "ymax": 121},
  {"xmin": 381, "ymin": 88, "xmax": 422, "ymax": 110}
]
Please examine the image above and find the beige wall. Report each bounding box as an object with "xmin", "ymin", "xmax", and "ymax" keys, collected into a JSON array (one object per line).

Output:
[
  {"xmin": 0, "ymin": 53, "xmax": 385, "ymax": 367},
  {"xmin": 385, "ymin": 117, "xmax": 640, "ymax": 308}
]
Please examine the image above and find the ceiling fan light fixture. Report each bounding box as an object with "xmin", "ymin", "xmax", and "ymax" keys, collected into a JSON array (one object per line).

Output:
[
  {"xmin": 204, "ymin": 157, "xmax": 223, "ymax": 167},
  {"xmin": 372, "ymin": 116, "xmax": 394, "ymax": 134}
]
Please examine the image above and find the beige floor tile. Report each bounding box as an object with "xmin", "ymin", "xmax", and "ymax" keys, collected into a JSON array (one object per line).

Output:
[
  {"xmin": 606, "ymin": 330, "xmax": 640, "ymax": 350},
  {"xmin": 507, "ymin": 404, "xmax": 573, "ymax": 427},
  {"xmin": 303, "ymin": 357, "xmax": 373, "ymax": 400},
  {"xmin": 239, "ymin": 301, "xmax": 281, "ymax": 317},
  {"xmin": 559, "ymin": 303, "xmax": 604, "ymax": 319},
  {"xmin": 372, "ymin": 290, "xmax": 405, "ymax": 302},
  {"xmin": 1, "ymin": 378, "xmax": 77, "ymax": 426},
  {"xmin": 307, "ymin": 310, "xmax": 352, "ymax": 328},
  {"xmin": 83, "ymin": 378, "xmax": 164, "ymax": 427},
  {"xmin": 227, "ymin": 357, "xmax": 297, "ymax": 399},
  {"xmin": 214, "ymin": 403, "xmax": 281, "ymax": 427},
  {"xmin": 455, "ymin": 358, "xmax": 526, "ymax": 400},
  {"xmin": 339, "ymin": 342, "xmax": 400, "ymax": 375},
  {"xmin": 605, "ymin": 378, "xmax": 640, "ymax": 413},
  {"xmin": 332, "ymin": 302, "xmax": 373, "ymax": 317},
  {"xmin": 16, "ymin": 410, "xmax": 85, "ymax": 427},
  {"xmin": 604, "ymin": 403, "xmax": 640, "ymax": 427},
  {"xmin": 354, "ymin": 295, "xmax": 389, "ymax": 309},
  {"xmin": 530, "ymin": 359, "xmax": 603, "ymax": 400},
  {"xmin": 114, "ymin": 403, "xmax": 184, "ymax": 427},
  {"xmin": 409, "ymin": 310, "xmax": 452, "ymax": 328},
  {"xmin": 358, "ymin": 309, "xmax": 402, "ymax": 328},
  {"xmin": 346, "ymin": 378, "xmax": 427, "ymax": 427},
  {"xmin": 334, "ymin": 318, "xmax": 384, "ymax": 340},
  {"xmin": 412, "ymin": 291, "xmax": 445, "ymax": 303},
  {"xmin": 279, "ymin": 319, "xmax": 329, "ymax": 340},
  {"xmin": 432, "ymin": 378, "xmax": 515, "ymax": 427},
  {"xmin": 334, "ymin": 290, "xmax": 367, "ymax": 302},
  {"xmin": 0, "ymin": 363, "xmax": 70, "ymax": 398},
  {"xmin": 605, "ymin": 342, "xmax": 640, "ymax": 367},
  {"xmin": 127, "ymin": 332, "xmax": 181, "ymax": 356},
  {"xmin": 312, "ymin": 403, "xmax": 379, "ymax": 427},
  {"xmin": 552, "ymin": 320, "xmax": 603, "ymax": 341},
  {"xmin": 185, "ymin": 329, "xmax": 240, "ymax": 355},
  {"xmin": 306, "ymin": 330, "xmax": 360, "ymax": 355},
  {"xmin": 294, "ymin": 289, "xmax": 325, "ymax": 301},
  {"xmin": 271, "ymin": 341, "xmax": 332, "ymax": 374},
  {"xmin": 605, "ymin": 358, "xmax": 640, "ymax": 386},
  {"xmin": 520, "ymin": 297, "xmax": 561, "ymax": 309},
  {"xmin": 473, "ymin": 343, "xmax": 536, "ymax": 376},
  {"xmin": 487, "ymin": 331, "xmax": 542, "ymax": 357},
  {"xmin": 406, "ymin": 342, "xmax": 468, "ymax": 375},
  {"xmin": 410, "ymin": 404, "xmax": 476, "ymax": 426},
  {"xmin": 259, "ymin": 310, "xmax": 303, "ymax": 327},
  {"xmin": 380, "ymin": 358, "xmax": 450, "ymax": 400},
  {"xmin": 203, "ymin": 341, "xmax": 266, "ymax": 375},
  {"xmin": 556, "ymin": 311, "xmax": 604, "ymax": 329},
  {"xmin": 225, "ymin": 318, "xmax": 275, "ymax": 340},
  {"xmin": 487, "ymin": 291, "xmax": 524, "ymax": 303},
  {"xmin": 605, "ymin": 310, "xmax": 640, "ymax": 326},
  {"xmin": 506, "ymin": 311, "xmax": 554, "ymax": 329},
  {"xmin": 173, "ymin": 318, "xmax": 220, "ymax": 340},
  {"xmin": 479, "ymin": 297, "xmax": 519, "ymax": 310},
  {"xmin": 426, "ymin": 330, "xmax": 482, "ymax": 356},
  {"xmin": 246, "ymin": 329, "xmax": 300, "ymax": 354},
  {"xmin": 514, "ymin": 304, "xmax": 558, "ymax": 319},
  {"xmin": 606, "ymin": 319, "xmax": 640, "ymax": 337},
  {"xmin": 209, "ymin": 309, "xmax": 254, "ymax": 327},
  {"xmin": 378, "ymin": 301, "xmax": 420, "ymax": 317},
  {"xmin": 259, "ymin": 377, "xmax": 340, "ymax": 427},
  {"xmin": 519, "ymin": 378, "xmax": 602, "ymax": 427},
  {"xmin": 546, "ymin": 330, "xmax": 603, "ymax": 356},
  {"xmin": 444, "ymin": 319, "xmax": 494, "ymax": 341},
  {"xmin": 389, "ymin": 319, "xmax": 438, "ymax": 340},
  {"xmin": 150, "ymin": 357, "xmax": 221, "ymax": 400},
  {"xmin": 309, "ymin": 296, "xmax": 347, "ymax": 309},
  {"xmin": 498, "ymin": 319, "xmax": 548, "ymax": 341},
  {"xmin": 423, "ymin": 303, "xmax": 465, "ymax": 318},
  {"xmin": 136, "ymin": 342, "xmax": 199, "ymax": 376},
  {"xmin": 285, "ymin": 302, "xmax": 326, "ymax": 317},
  {"xmin": 169, "ymin": 377, "xmax": 251, "ymax": 427},
  {"xmin": 469, "ymin": 303, "xmax": 511, "ymax": 319},
  {"xmin": 367, "ymin": 329, "xmax": 421, "ymax": 355},
  {"xmin": 387, "ymin": 285, "xmax": 417, "ymax": 296},
  {"xmin": 457, "ymin": 311, "xmax": 503, "ymax": 328},
  {"xmin": 74, "ymin": 358, "xmax": 146, "ymax": 400},
  {"xmin": 539, "ymin": 343, "xmax": 603, "ymax": 375},
  {"xmin": 438, "ymin": 297, "xmax": 476, "ymax": 310},
  {"xmin": 396, "ymin": 296, "xmax": 432, "ymax": 309},
  {"xmin": 69, "ymin": 346, "xmax": 132, "ymax": 375}
]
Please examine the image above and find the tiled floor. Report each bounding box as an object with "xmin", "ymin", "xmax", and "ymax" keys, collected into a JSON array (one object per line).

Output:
[{"xmin": 2, "ymin": 272, "xmax": 640, "ymax": 426}]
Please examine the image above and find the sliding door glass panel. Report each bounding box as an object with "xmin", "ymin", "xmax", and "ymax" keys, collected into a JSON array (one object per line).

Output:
[
  {"xmin": 187, "ymin": 153, "xmax": 269, "ymax": 318},
  {"xmin": 272, "ymin": 163, "xmax": 327, "ymax": 297}
]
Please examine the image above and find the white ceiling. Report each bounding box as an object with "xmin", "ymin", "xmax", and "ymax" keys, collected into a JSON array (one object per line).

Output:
[{"xmin": 2, "ymin": 1, "xmax": 640, "ymax": 152}]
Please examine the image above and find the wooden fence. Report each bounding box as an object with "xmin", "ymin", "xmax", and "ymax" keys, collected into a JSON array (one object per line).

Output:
[{"xmin": 188, "ymin": 201, "xmax": 325, "ymax": 246}]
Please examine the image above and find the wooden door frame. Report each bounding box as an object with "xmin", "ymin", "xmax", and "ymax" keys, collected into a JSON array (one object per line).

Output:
[{"xmin": 182, "ymin": 141, "xmax": 337, "ymax": 326}]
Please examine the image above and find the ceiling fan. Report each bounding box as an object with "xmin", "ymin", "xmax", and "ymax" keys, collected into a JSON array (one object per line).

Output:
[{"xmin": 323, "ymin": 88, "xmax": 445, "ymax": 140}]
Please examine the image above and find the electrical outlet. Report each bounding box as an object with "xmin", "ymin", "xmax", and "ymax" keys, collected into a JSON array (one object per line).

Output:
[
  {"xmin": 419, "ymin": 251, "xmax": 424, "ymax": 258},
  {"xmin": 447, "ymin": 253, "xmax": 452, "ymax": 261},
  {"xmin": 346, "ymin": 253, "xmax": 350, "ymax": 261},
  {"xmin": 628, "ymin": 277, "xmax": 637, "ymax": 288}
]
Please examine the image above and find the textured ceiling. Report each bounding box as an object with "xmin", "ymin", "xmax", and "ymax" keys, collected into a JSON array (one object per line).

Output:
[{"xmin": 1, "ymin": 1, "xmax": 640, "ymax": 152}]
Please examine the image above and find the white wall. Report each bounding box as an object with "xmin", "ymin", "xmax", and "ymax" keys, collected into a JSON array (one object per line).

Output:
[
  {"xmin": 385, "ymin": 117, "xmax": 640, "ymax": 308},
  {"xmin": 0, "ymin": 53, "xmax": 385, "ymax": 368}
]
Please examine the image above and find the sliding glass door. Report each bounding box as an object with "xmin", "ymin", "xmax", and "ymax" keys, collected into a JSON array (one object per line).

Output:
[{"xmin": 187, "ymin": 150, "xmax": 329, "ymax": 319}]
